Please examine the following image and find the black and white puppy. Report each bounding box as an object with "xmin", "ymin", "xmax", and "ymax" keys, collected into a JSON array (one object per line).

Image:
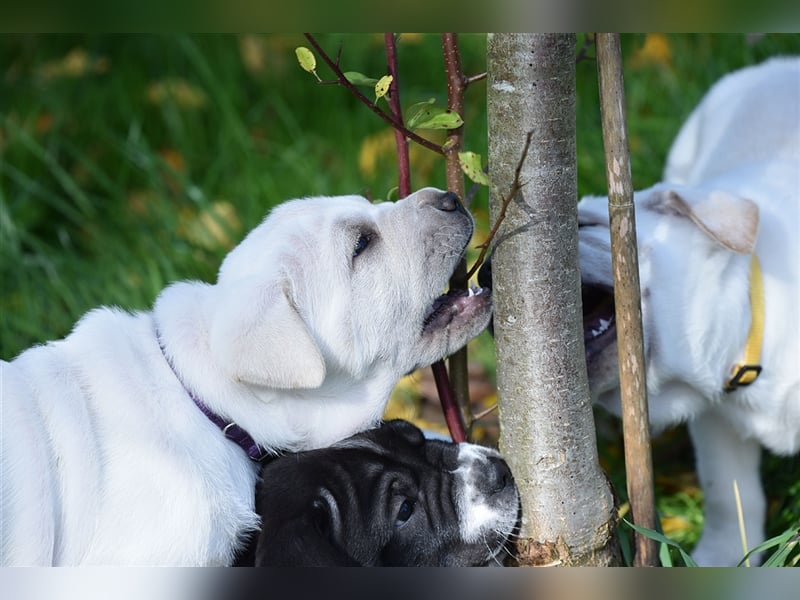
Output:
[{"xmin": 238, "ymin": 420, "xmax": 520, "ymax": 566}]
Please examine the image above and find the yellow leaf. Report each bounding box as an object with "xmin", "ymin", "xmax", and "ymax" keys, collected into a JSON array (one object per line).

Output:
[
  {"xmin": 36, "ymin": 47, "xmax": 109, "ymax": 81},
  {"xmin": 358, "ymin": 129, "xmax": 396, "ymax": 178},
  {"xmin": 631, "ymin": 34, "xmax": 672, "ymax": 68},
  {"xmin": 358, "ymin": 128, "xmax": 442, "ymax": 181},
  {"xmin": 179, "ymin": 201, "xmax": 242, "ymax": 251},
  {"xmin": 239, "ymin": 35, "xmax": 266, "ymax": 74},
  {"xmin": 146, "ymin": 78, "xmax": 208, "ymax": 110},
  {"xmin": 660, "ymin": 515, "xmax": 692, "ymax": 535},
  {"xmin": 374, "ymin": 74, "xmax": 393, "ymax": 102},
  {"xmin": 458, "ymin": 151, "xmax": 491, "ymax": 186}
]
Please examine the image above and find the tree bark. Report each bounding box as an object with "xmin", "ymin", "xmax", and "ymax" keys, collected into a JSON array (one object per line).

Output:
[
  {"xmin": 596, "ymin": 32, "xmax": 658, "ymax": 567},
  {"xmin": 487, "ymin": 33, "xmax": 618, "ymax": 566}
]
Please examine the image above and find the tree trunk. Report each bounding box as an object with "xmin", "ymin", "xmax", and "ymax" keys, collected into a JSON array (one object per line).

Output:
[{"xmin": 487, "ymin": 33, "xmax": 619, "ymax": 566}]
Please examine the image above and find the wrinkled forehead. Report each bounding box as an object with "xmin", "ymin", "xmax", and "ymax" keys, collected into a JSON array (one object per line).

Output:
[
  {"xmin": 267, "ymin": 195, "xmax": 403, "ymax": 239},
  {"xmin": 218, "ymin": 195, "xmax": 388, "ymax": 282},
  {"xmin": 274, "ymin": 194, "xmax": 373, "ymax": 219}
]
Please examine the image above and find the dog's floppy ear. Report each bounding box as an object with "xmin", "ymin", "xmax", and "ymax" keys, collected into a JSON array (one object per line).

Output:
[
  {"xmin": 660, "ymin": 189, "xmax": 759, "ymax": 254},
  {"xmin": 254, "ymin": 511, "xmax": 361, "ymax": 566},
  {"xmin": 209, "ymin": 277, "xmax": 326, "ymax": 389}
]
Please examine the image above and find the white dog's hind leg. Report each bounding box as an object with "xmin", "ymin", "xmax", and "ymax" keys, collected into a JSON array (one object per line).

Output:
[{"xmin": 689, "ymin": 409, "xmax": 765, "ymax": 566}]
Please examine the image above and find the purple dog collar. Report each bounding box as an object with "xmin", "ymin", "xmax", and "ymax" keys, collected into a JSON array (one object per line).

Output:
[
  {"xmin": 187, "ymin": 393, "xmax": 270, "ymax": 462},
  {"xmin": 156, "ymin": 331, "xmax": 269, "ymax": 462}
]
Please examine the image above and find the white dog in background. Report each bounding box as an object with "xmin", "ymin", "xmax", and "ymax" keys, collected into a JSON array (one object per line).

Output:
[
  {"xmin": 1, "ymin": 187, "xmax": 492, "ymax": 565},
  {"xmin": 579, "ymin": 57, "xmax": 799, "ymax": 566}
]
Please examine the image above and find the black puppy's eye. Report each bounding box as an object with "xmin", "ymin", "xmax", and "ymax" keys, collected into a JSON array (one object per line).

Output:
[
  {"xmin": 395, "ymin": 499, "xmax": 415, "ymax": 526},
  {"xmin": 353, "ymin": 233, "xmax": 372, "ymax": 258}
]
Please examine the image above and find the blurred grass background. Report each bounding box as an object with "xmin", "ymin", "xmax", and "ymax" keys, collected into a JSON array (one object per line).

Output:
[{"xmin": 2, "ymin": 33, "xmax": 798, "ymax": 562}]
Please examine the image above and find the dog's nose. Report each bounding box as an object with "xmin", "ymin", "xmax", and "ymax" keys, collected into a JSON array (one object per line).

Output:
[
  {"xmin": 482, "ymin": 456, "xmax": 513, "ymax": 495},
  {"xmin": 433, "ymin": 191, "xmax": 466, "ymax": 214}
]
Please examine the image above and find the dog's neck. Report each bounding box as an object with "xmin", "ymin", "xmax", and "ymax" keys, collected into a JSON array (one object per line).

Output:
[
  {"xmin": 155, "ymin": 326, "xmax": 270, "ymax": 462},
  {"xmin": 162, "ymin": 344, "xmax": 269, "ymax": 462},
  {"xmin": 152, "ymin": 280, "xmax": 395, "ymax": 454},
  {"xmin": 156, "ymin": 328, "xmax": 269, "ymax": 462}
]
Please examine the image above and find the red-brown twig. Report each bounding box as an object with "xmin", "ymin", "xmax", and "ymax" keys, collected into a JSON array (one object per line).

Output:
[
  {"xmin": 385, "ymin": 33, "xmax": 412, "ymax": 199},
  {"xmin": 438, "ymin": 32, "xmax": 471, "ymax": 441},
  {"xmin": 304, "ymin": 34, "xmax": 444, "ymax": 156}
]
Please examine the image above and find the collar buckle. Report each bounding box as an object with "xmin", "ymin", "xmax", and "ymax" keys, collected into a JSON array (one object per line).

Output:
[{"xmin": 724, "ymin": 364, "xmax": 762, "ymax": 392}]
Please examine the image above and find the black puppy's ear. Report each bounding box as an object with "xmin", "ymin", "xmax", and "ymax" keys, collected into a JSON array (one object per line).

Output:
[
  {"xmin": 254, "ymin": 509, "xmax": 359, "ymax": 567},
  {"xmin": 383, "ymin": 419, "xmax": 426, "ymax": 445}
]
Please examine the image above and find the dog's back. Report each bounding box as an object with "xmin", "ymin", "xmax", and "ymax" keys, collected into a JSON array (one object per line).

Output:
[{"xmin": 664, "ymin": 56, "xmax": 799, "ymax": 185}]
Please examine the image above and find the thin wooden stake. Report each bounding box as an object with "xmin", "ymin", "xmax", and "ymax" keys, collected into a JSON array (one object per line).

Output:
[{"xmin": 595, "ymin": 33, "xmax": 659, "ymax": 567}]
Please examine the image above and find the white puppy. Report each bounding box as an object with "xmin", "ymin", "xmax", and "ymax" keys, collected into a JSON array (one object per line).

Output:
[
  {"xmin": 0, "ymin": 187, "xmax": 492, "ymax": 565},
  {"xmin": 579, "ymin": 57, "xmax": 799, "ymax": 566}
]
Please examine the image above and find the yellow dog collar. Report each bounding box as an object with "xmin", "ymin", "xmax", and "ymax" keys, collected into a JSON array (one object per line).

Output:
[{"xmin": 724, "ymin": 254, "xmax": 764, "ymax": 392}]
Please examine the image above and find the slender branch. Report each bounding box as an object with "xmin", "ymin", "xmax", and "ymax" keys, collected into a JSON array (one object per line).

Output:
[
  {"xmin": 304, "ymin": 33, "xmax": 444, "ymax": 156},
  {"xmin": 472, "ymin": 402, "xmax": 498, "ymax": 422},
  {"xmin": 432, "ymin": 361, "xmax": 467, "ymax": 443},
  {"xmin": 596, "ymin": 32, "xmax": 657, "ymax": 567},
  {"xmin": 465, "ymin": 130, "xmax": 534, "ymax": 281},
  {"xmin": 439, "ymin": 32, "xmax": 471, "ymax": 440},
  {"xmin": 464, "ymin": 72, "xmax": 487, "ymax": 86},
  {"xmin": 385, "ymin": 33, "xmax": 412, "ymax": 198}
]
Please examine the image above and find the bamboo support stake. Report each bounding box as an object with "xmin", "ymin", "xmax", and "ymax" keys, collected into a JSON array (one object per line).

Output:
[{"xmin": 595, "ymin": 33, "xmax": 659, "ymax": 567}]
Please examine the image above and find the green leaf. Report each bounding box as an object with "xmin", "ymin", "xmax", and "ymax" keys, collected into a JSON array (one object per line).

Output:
[
  {"xmin": 295, "ymin": 47, "xmax": 320, "ymax": 81},
  {"xmin": 623, "ymin": 517, "xmax": 698, "ymax": 567},
  {"xmin": 458, "ymin": 151, "xmax": 491, "ymax": 186},
  {"xmin": 374, "ymin": 74, "xmax": 393, "ymax": 103},
  {"xmin": 404, "ymin": 98, "xmax": 436, "ymax": 129},
  {"xmin": 343, "ymin": 71, "xmax": 379, "ymax": 87},
  {"xmin": 745, "ymin": 527, "xmax": 799, "ymax": 567},
  {"xmin": 407, "ymin": 104, "xmax": 463, "ymax": 131},
  {"xmin": 413, "ymin": 106, "xmax": 464, "ymax": 129},
  {"xmin": 295, "ymin": 47, "xmax": 316, "ymax": 72}
]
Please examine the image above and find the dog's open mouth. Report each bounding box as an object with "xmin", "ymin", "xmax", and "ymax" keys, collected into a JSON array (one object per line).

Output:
[
  {"xmin": 582, "ymin": 284, "xmax": 616, "ymax": 360},
  {"xmin": 422, "ymin": 286, "xmax": 491, "ymax": 334}
]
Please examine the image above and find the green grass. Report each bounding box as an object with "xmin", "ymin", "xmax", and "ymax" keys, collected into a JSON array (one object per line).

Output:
[{"xmin": 2, "ymin": 33, "xmax": 799, "ymax": 564}]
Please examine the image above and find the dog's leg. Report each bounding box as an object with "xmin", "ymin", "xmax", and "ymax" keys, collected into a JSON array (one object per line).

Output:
[{"xmin": 689, "ymin": 409, "xmax": 765, "ymax": 566}]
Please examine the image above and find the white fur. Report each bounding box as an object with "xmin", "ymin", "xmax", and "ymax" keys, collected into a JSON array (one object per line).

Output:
[
  {"xmin": 453, "ymin": 444, "xmax": 517, "ymax": 548},
  {"xmin": 0, "ymin": 188, "xmax": 491, "ymax": 565},
  {"xmin": 579, "ymin": 57, "xmax": 799, "ymax": 566}
]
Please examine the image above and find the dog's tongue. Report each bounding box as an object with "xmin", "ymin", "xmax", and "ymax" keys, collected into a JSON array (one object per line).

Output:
[{"xmin": 423, "ymin": 287, "xmax": 489, "ymax": 332}]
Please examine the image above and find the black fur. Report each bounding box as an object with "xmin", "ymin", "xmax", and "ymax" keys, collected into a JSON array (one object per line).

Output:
[{"xmin": 236, "ymin": 420, "xmax": 517, "ymax": 566}]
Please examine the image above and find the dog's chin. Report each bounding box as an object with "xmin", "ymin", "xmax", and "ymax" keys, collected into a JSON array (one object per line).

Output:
[{"xmin": 422, "ymin": 286, "xmax": 492, "ymax": 336}]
